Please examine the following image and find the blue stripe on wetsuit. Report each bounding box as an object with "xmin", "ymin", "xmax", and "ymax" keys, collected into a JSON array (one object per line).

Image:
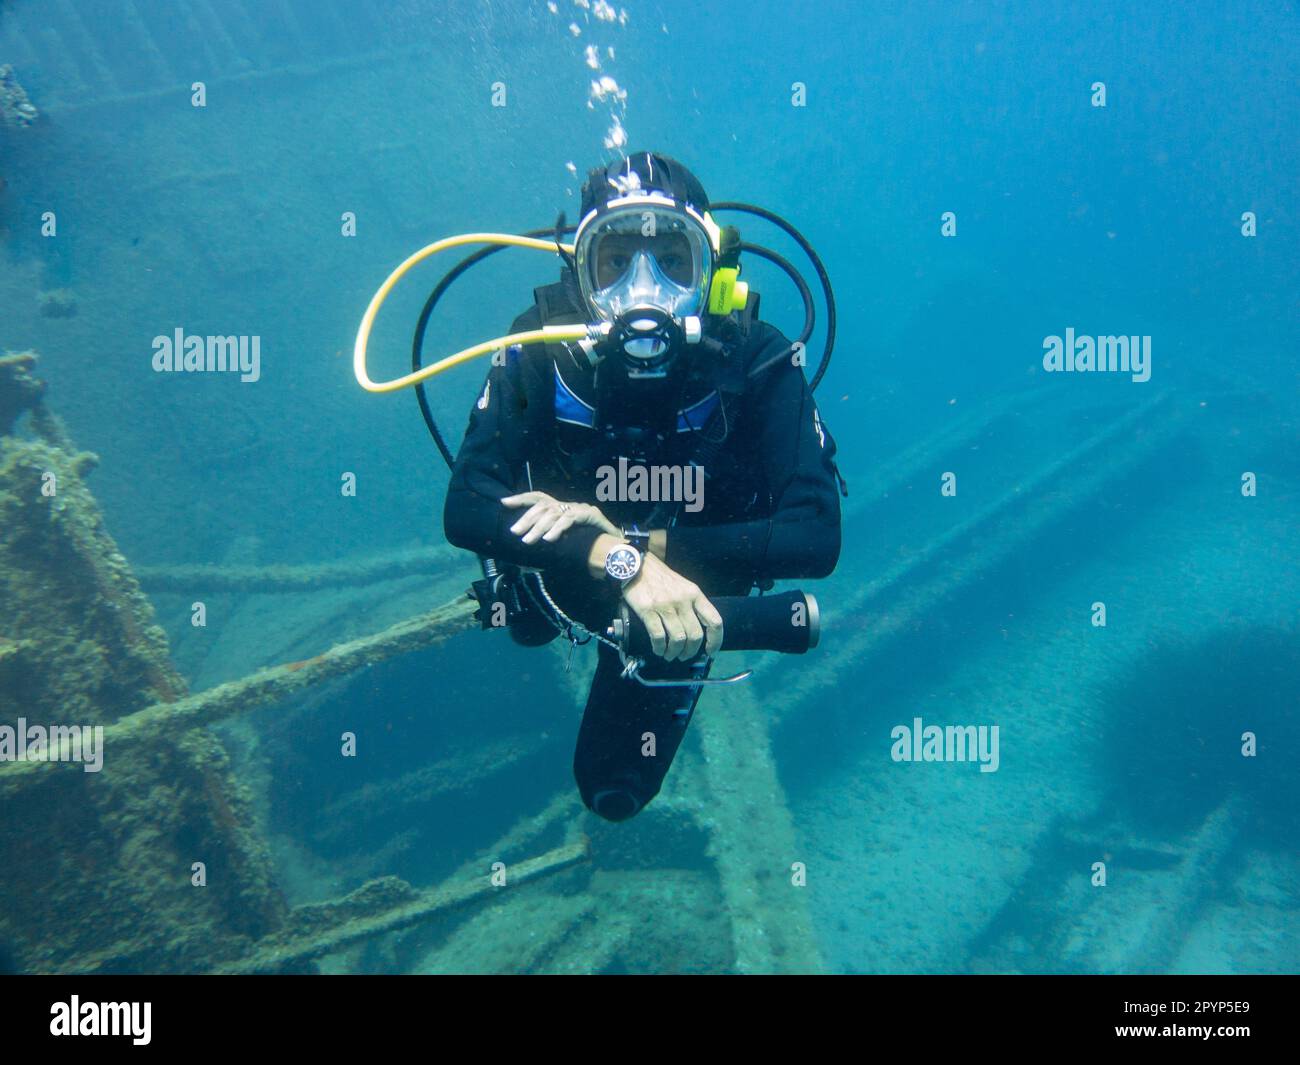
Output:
[{"xmin": 554, "ymin": 364, "xmax": 719, "ymax": 434}]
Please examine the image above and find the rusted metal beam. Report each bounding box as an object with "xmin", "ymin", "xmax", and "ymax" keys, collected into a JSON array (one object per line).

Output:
[
  {"xmin": 216, "ymin": 840, "xmax": 590, "ymax": 974},
  {"xmin": 133, "ymin": 546, "xmax": 463, "ymax": 593},
  {"xmin": 0, "ymin": 595, "xmax": 478, "ymax": 795}
]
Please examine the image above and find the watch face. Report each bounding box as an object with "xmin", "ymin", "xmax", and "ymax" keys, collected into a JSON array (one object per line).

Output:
[{"xmin": 605, "ymin": 545, "xmax": 642, "ymax": 582}]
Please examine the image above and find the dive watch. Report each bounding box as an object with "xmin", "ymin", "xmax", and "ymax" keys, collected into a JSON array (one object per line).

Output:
[{"xmin": 604, "ymin": 542, "xmax": 643, "ymax": 587}]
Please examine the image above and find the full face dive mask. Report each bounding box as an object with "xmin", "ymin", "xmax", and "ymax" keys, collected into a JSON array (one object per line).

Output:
[
  {"xmin": 570, "ymin": 195, "xmax": 716, "ymax": 382},
  {"xmin": 574, "ymin": 197, "xmax": 714, "ymax": 323}
]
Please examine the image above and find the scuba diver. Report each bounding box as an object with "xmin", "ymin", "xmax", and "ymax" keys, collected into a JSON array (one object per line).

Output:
[{"xmin": 354, "ymin": 151, "xmax": 844, "ymax": 822}]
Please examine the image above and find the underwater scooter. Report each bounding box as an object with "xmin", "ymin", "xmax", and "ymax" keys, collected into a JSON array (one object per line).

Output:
[
  {"xmin": 352, "ymin": 198, "xmax": 837, "ymax": 686},
  {"xmin": 470, "ymin": 557, "xmax": 819, "ymax": 687},
  {"xmin": 612, "ymin": 589, "xmax": 818, "ymax": 662}
]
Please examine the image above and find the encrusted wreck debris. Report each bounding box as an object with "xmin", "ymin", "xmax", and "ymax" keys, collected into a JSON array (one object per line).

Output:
[
  {"xmin": 219, "ymin": 840, "xmax": 591, "ymax": 974},
  {"xmin": 0, "ymin": 353, "xmax": 282, "ymax": 973},
  {"xmin": 967, "ymin": 796, "xmax": 1248, "ymax": 974},
  {"xmin": 0, "ymin": 354, "xmax": 574, "ymax": 974},
  {"xmin": 0, "ymin": 64, "xmax": 39, "ymax": 128}
]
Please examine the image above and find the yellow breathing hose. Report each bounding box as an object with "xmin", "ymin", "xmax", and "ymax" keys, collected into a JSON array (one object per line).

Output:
[{"xmin": 353, "ymin": 232, "xmax": 589, "ymax": 394}]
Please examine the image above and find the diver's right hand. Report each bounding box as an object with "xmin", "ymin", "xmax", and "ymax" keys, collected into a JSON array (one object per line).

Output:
[
  {"xmin": 621, "ymin": 553, "xmax": 723, "ymax": 662},
  {"xmin": 502, "ymin": 491, "xmax": 620, "ymax": 544}
]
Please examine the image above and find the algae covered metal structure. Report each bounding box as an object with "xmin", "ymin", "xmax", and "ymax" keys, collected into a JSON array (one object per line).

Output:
[
  {"xmin": 0, "ymin": 64, "xmax": 38, "ymax": 128},
  {"xmin": 0, "ymin": 351, "xmax": 285, "ymax": 972}
]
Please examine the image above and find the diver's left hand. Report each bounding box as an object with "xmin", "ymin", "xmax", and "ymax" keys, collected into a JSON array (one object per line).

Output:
[{"xmin": 503, "ymin": 491, "xmax": 620, "ymax": 544}]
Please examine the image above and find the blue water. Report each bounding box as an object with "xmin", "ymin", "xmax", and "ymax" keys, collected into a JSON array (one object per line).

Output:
[{"xmin": 1, "ymin": 0, "xmax": 1296, "ymax": 973}]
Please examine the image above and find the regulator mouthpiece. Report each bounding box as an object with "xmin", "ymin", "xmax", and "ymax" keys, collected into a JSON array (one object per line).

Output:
[{"xmin": 587, "ymin": 305, "xmax": 701, "ymax": 376}]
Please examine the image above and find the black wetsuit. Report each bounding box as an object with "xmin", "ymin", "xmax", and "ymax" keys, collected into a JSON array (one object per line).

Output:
[{"xmin": 444, "ymin": 276, "xmax": 842, "ymax": 821}]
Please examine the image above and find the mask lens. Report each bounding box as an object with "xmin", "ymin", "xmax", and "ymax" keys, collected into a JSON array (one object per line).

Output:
[
  {"xmin": 594, "ymin": 231, "xmax": 695, "ymax": 288},
  {"xmin": 590, "ymin": 212, "xmax": 702, "ymax": 281}
]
